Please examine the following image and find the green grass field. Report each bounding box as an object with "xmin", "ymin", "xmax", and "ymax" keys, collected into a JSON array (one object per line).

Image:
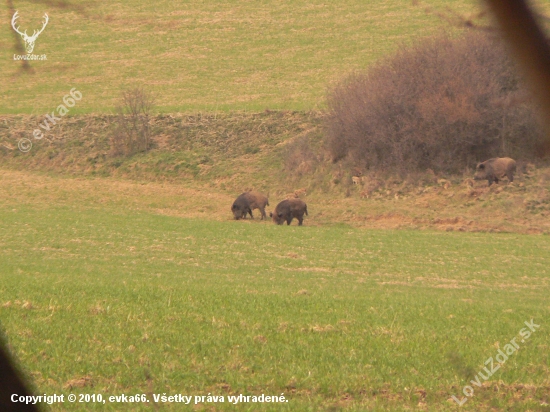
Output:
[
  {"xmin": 3, "ymin": 0, "xmax": 550, "ymax": 410},
  {"xmin": 1, "ymin": 175, "xmax": 549, "ymax": 411},
  {"xmin": 0, "ymin": 0, "xmax": 487, "ymax": 113}
]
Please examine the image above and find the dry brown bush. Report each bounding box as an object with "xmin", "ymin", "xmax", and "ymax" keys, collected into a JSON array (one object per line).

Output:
[
  {"xmin": 111, "ymin": 88, "xmax": 154, "ymax": 156},
  {"xmin": 326, "ymin": 32, "xmax": 546, "ymax": 175}
]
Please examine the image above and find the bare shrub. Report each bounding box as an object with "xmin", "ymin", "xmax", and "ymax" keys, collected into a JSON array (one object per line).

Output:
[
  {"xmin": 111, "ymin": 88, "xmax": 155, "ymax": 156},
  {"xmin": 326, "ymin": 32, "xmax": 546, "ymax": 175}
]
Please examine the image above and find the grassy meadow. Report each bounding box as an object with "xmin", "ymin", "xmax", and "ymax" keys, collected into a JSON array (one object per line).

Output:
[
  {"xmin": 2, "ymin": 0, "xmax": 550, "ymax": 411},
  {"xmin": 1, "ymin": 171, "xmax": 550, "ymax": 411},
  {"xmin": 0, "ymin": 0, "xmax": 487, "ymax": 113}
]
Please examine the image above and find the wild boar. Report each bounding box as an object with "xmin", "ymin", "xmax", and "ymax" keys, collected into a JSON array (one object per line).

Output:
[
  {"xmin": 231, "ymin": 191, "xmax": 269, "ymax": 220},
  {"xmin": 270, "ymin": 198, "xmax": 308, "ymax": 226},
  {"xmin": 473, "ymin": 157, "xmax": 516, "ymax": 186}
]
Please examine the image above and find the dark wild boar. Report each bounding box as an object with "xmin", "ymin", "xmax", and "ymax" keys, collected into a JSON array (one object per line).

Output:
[
  {"xmin": 231, "ymin": 191, "xmax": 269, "ymax": 220},
  {"xmin": 473, "ymin": 157, "xmax": 516, "ymax": 186},
  {"xmin": 270, "ymin": 198, "xmax": 308, "ymax": 226}
]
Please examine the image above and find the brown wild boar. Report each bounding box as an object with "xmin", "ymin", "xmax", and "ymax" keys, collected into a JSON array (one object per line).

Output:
[
  {"xmin": 473, "ymin": 157, "xmax": 516, "ymax": 186},
  {"xmin": 231, "ymin": 191, "xmax": 269, "ymax": 220},
  {"xmin": 270, "ymin": 198, "xmax": 308, "ymax": 226}
]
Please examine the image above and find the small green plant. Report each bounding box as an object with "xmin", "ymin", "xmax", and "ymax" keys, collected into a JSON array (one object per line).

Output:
[{"xmin": 244, "ymin": 145, "xmax": 260, "ymax": 155}]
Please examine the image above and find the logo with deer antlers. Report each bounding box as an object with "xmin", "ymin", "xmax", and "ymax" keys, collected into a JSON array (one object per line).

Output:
[{"xmin": 11, "ymin": 11, "xmax": 49, "ymax": 54}]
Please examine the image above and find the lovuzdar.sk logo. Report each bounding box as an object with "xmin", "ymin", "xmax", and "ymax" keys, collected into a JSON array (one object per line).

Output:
[{"xmin": 11, "ymin": 10, "xmax": 49, "ymax": 61}]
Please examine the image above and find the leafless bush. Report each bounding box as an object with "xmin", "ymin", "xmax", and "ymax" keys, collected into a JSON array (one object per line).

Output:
[
  {"xmin": 111, "ymin": 88, "xmax": 154, "ymax": 156},
  {"xmin": 326, "ymin": 32, "xmax": 546, "ymax": 175}
]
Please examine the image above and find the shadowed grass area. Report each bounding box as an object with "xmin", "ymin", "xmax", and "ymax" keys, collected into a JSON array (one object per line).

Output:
[{"xmin": 1, "ymin": 200, "xmax": 548, "ymax": 410}]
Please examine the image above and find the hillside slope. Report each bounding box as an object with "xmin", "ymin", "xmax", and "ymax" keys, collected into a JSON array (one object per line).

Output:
[
  {"xmin": 1, "ymin": 0, "xmax": 485, "ymax": 113},
  {"xmin": 2, "ymin": 113, "xmax": 550, "ymax": 234}
]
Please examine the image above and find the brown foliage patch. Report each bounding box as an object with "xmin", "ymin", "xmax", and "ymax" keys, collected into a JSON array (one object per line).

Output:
[
  {"xmin": 326, "ymin": 32, "xmax": 546, "ymax": 175},
  {"xmin": 64, "ymin": 376, "xmax": 93, "ymax": 390}
]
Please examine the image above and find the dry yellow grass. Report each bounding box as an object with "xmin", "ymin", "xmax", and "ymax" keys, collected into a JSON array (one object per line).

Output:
[
  {"xmin": 0, "ymin": 168, "xmax": 233, "ymax": 221},
  {"xmin": 2, "ymin": 166, "xmax": 550, "ymax": 234}
]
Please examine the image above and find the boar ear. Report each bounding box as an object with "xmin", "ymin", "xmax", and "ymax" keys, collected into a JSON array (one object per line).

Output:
[
  {"xmin": 269, "ymin": 212, "xmax": 273, "ymax": 217},
  {"xmin": 478, "ymin": 164, "xmax": 485, "ymax": 169}
]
